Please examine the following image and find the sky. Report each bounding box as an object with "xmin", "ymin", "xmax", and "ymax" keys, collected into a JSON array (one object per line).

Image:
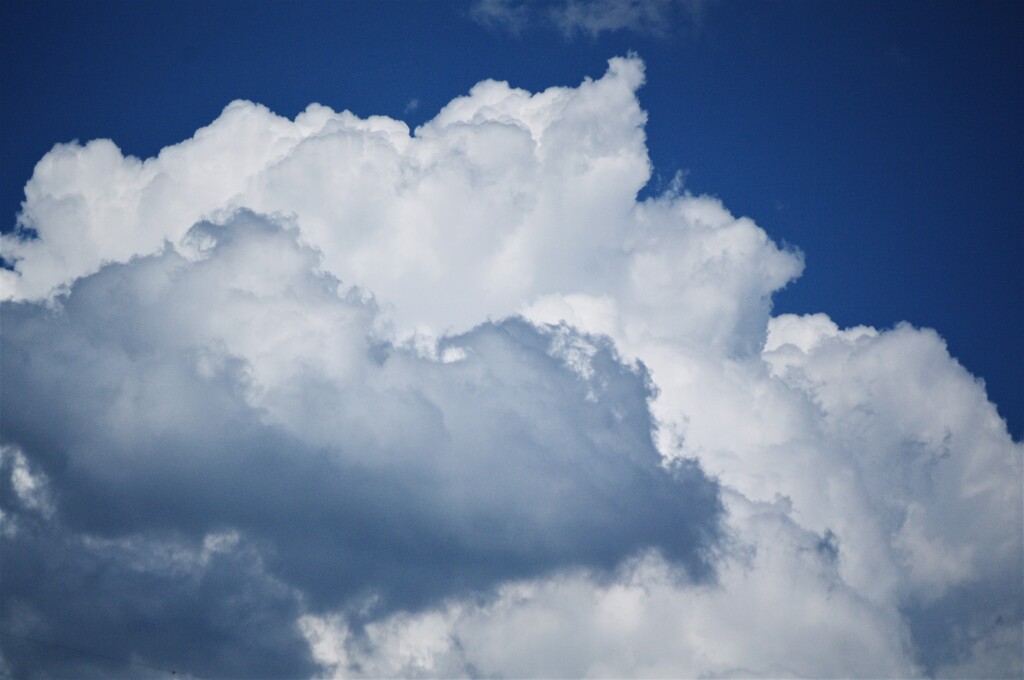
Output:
[{"xmin": 0, "ymin": 1, "xmax": 1021, "ymax": 678}]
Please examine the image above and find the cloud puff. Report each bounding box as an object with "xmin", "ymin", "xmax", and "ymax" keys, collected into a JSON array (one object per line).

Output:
[
  {"xmin": 300, "ymin": 490, "xmax": 918, "ymax": 679},
  {"xmin": 1, "ymin": 56, "xmax": 1021, "ymax": 678}
]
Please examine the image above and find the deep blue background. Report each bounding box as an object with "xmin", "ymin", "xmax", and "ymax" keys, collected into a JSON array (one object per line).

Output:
[{"xmin": 2, "ymin": 0, "xmax": 1020, "ymax": 438}]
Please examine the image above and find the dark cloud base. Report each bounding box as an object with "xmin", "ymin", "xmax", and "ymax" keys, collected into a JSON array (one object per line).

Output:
[{"xmin": 1, "ymin": 213, "xmax": 723, "ymax": 678}]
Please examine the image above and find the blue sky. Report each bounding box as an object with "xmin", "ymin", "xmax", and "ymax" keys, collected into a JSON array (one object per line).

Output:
[
  {"xmin": 1, "ymin": 2, "xmax": 1021, "ymax": 678},
  {"xmin": 3, "ymin": 0, "xmax": 1021, "ymax": 437}
]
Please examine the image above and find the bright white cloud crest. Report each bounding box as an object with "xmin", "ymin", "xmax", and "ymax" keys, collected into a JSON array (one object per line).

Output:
[{"xmin": 1, "ymin": 57, "xmax": 1020, "ymax": 678}]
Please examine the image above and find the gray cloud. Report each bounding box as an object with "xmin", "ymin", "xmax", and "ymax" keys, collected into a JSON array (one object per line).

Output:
[
  {"xmin": 0, "ymin": 212, "xmax": 722, "ymax": 678},
  {"xmin": 0, "ymin": 509, "xmax": 315, "ymax": 679}
]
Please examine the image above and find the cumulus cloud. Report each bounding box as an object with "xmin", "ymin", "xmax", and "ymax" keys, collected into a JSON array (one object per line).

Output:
[
  {"xmin": 301, "ymin": 491, "xmax": 918, "ymax": 679},
  {"xmin": 1, "ymin": 56, "xmax": 1021, "ymax": 678},
  {"xmin": 1, "ymin": 211, "xmax": 720, "ymax": 677}
]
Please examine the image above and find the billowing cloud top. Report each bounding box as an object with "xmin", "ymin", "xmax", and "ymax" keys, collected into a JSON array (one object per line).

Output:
[
  {"xmin": 1, "ymin": 56, "xmax": 797, "ymax": 357},
  {"xmin": 1, "ymin": 56, "xmax": 1021, "ymax": 679}
]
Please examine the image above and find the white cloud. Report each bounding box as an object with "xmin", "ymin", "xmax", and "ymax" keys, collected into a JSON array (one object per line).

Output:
[
  {"xmin": 1, "ymin": 56, "xmax": 1020, "ymax": 678},
  {"xmin": 303, "ymin": 492, "xmax": 920, "ymax": 679}
]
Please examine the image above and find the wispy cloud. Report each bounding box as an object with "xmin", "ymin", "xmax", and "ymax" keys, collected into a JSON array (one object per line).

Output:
[
  {"xmin": 470, "ymin": 0, "xmax": 710, "ymax": 38},
  {"xmin": 471, "ymin": 0, "xmax": 530, "ymax": 36}
]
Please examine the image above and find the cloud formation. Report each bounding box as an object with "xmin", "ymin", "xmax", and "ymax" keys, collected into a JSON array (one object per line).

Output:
[
  {"xmin": 470, "ymin": 0, "xmax": 708, "ymax": 38},
  {"xmin": 1, "ymin": 56, "xmax": 1021, "ymax": 678},
  {"xmin": 1, "ymin": 211, "xmax": 721, "ymax": 677}
]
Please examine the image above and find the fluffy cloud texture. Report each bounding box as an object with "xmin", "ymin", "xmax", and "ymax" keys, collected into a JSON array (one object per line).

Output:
[{"xmin": 1, "ymin": 56, "xmax": 1021, "ymax": 678}]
